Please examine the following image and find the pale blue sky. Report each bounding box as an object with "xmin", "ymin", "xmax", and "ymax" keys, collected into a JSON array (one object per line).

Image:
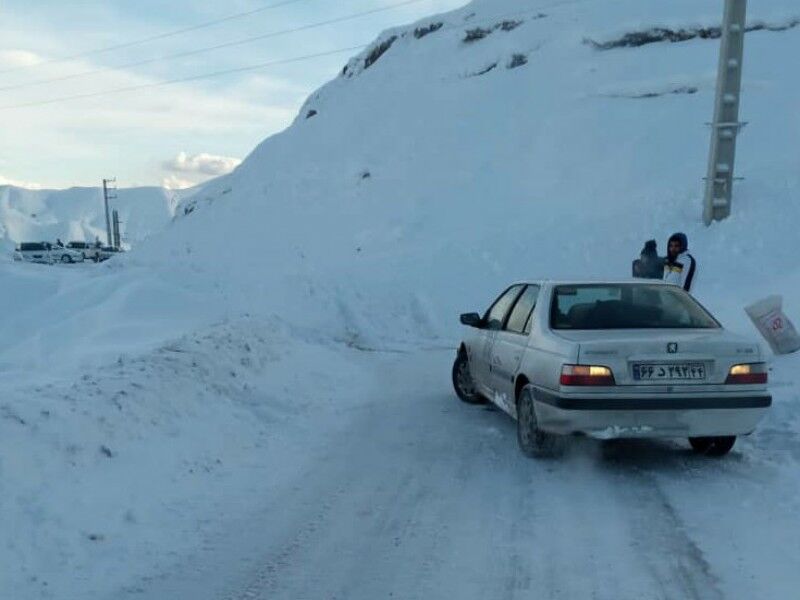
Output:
[{"xmin": 0, "ymin": 0, "xmax": 465, "ymax": 189}]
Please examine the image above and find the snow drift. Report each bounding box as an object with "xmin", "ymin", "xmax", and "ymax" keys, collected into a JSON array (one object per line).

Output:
[{"xmin": 147, "ymin": 0, "xmax": 800, "ymax": 341}]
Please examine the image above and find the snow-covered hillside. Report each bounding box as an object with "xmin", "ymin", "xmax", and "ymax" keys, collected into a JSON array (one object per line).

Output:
[
  {"xmin": 0, "ymin": 184, "xmax": 178, "ymax": 254},
  {"xmin": 3, "ymin": 0, "xmax": 800, "ymax": 598},
  {"xmin": 154, "ymin": 0, "xmax": 800, "ymax": 340}
]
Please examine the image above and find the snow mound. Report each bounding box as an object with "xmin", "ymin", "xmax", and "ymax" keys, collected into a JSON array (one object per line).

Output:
[{"xmin": 155, "ymin": 0, "xmax": 800, "ymax": 340}]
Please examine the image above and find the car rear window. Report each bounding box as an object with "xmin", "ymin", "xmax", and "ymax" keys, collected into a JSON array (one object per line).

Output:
[
  {"xmin": 20, "ymin": 243, "xmax": 46, "ymax": 251},
  {"xmin": 550, "ymin": 284, "xmax": 720, "ymax": 330}
]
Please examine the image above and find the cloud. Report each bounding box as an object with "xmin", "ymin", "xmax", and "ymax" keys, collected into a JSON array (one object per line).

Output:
[
  {"xmin": 164, "ymin": 152, "xmax": 242, "ymax": 176},
  {"xmin": 161, "ymin": 152, "xmax": 242, "ymax": 189},
  {"xmin": 0, "ymin": 174, "xmax": 42, "ymax": 189},
  {"xmin": 0, "ymin": 49, "xmax": 42, "ymax": 68}
]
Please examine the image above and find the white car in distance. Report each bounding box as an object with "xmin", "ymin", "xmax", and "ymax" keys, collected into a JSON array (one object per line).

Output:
[
  {"xmin": 452, "ymin": 281, "xmax": 771, "ymax": 458},
  {"xmin": 66, "ymin": 241, "xmax": 102, "ymax": 262},
  {"xmin": 13, "ymin": 242, "xmax": 85, "ymax": 264}
]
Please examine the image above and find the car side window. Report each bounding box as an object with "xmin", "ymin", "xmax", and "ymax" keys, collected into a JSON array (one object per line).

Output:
[
  {"xmin": 506, "ymin": 285, "xmax": 540, "ymax": 334},
  {"xmin": 484, "ymin": 285, "xmax": 525, "ymax": 330}
]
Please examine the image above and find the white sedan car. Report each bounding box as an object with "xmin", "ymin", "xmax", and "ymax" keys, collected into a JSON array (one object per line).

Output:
[{"xmin": 452, "ymin": 280, "xmax": 771, "ymax": 458}]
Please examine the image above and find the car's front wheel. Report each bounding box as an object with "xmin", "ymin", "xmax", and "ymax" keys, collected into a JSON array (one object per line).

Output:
[
  {"xmin": 452, "ymin": 350, "xmax": 484, "ymax": 404},
  {"xmin": 517, "ymin": 386, "xmax": 558, "ymax": 458},
  {"xmin": 689, "ymin": 436, "xmax": 736, "ymax": 456},
  {"xmin": 61, "ymin": 254, "xmax": 72, "ymax": 264}
]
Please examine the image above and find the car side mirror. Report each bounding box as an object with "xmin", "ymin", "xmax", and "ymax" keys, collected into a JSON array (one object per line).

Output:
[{"xmin": 460, "ymin": 312, "xmax": 483, "ymax": 328}]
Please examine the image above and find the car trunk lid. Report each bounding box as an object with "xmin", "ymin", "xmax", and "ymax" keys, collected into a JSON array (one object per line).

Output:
[{"xmin": 555, "ymin": 329, "xmax": 758, "ymax": 386}]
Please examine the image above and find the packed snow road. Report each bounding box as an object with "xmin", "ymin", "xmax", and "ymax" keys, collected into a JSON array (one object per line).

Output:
[{"xmin": 115, "ymin": 346, "xmax": 797, "ymax": 600}]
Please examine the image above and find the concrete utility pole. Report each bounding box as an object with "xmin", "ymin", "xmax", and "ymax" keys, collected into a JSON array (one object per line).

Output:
[
  {"xmin": 112, "ymin": 209, "xmax": 121, "ymax": 249},
  {"xmin": 703, "ymin": 0, "xmax": 748, "ymax": 225},
  {"xmin": 102, "ymin": 178, "xmax": 116, "ymax": 246}
]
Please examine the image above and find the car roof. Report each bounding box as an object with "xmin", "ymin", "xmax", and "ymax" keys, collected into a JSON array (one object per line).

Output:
[{"xmin": 510, "ymin": 278, "xmax": 671, "ymax": 287}]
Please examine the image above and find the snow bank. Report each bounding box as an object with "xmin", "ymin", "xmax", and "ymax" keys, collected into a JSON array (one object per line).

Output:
[
  {"xmin": 152, "ymin": 0, "xmax": 800, "ymax": 344},
  {"xmin": 1, "ymin": 316, "xmax": 378, "ymax": 598}
]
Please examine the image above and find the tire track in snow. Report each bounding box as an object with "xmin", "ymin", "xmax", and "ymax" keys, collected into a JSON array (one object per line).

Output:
[
  {"xmin": 222, "ymin": 395, "xmax": 455, "ymax": 600},
  {"xmin": 224, "ymin": 352, "xmax": 729, "ymax": 600},
  {"xmin": 598, "ymin": 441, "xmax": 725, "ymax": 600},
  {"xmin": 116, "ymin": 348, "xmax": 784, "ymax": 600},
  {"xmin": 225, "ymin": 480, "xmax": 353, "ymax": 600}
]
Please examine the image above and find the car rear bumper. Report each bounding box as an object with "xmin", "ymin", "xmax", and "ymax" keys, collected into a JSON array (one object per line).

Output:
[{"xmin": 532, "ymin": 387, "xmax": 771, "ymax": 438}]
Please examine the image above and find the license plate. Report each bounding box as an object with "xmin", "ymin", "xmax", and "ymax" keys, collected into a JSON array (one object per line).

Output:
[{"xmin": 633, "ymin": 363, "xmax": 706, "ymax": 381}]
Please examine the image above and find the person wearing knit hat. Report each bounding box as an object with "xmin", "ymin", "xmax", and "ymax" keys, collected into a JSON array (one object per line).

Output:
[{"xmin": 632, "ymin": 239, "xmax": 664, "ymax": 279}]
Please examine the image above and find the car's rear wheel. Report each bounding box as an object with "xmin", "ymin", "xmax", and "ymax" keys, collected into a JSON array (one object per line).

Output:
[
  {"xmin": 517, "ymin": 386, "xmax": 558, "ymax": 458},
  {"xmin": 689, "ymin": 436, "xmax": 736, "ymax": 456},
  {"xmin": 452, "ymin": 350, "xmax": 484, "ymax": 404},
  {"xmin": 61, "ymin": 254, "xmax": 72, "ymax": 263}
]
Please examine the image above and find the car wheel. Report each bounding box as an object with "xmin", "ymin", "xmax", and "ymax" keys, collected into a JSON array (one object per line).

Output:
[
  {"xmin": 517, "ymin": 386, "xmax": 558, "ymax": 458},
  {"xmin": 61, "ymin": 254, "xmax": 72, "ymax": 263},
  {"xmin": 452, "ymin": 350, "xmax": 484, "ymax": 404},
  {"xmin": 689, "ymin": 436, "xmax": 736, "ymax": 456}
]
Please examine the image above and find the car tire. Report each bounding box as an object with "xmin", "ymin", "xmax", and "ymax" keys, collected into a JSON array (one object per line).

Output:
[
  {"xmin": 689, "ymin": 436, "xmax": 736, "ymax": 456},
  {"xmin": 452, "ymin": 350, "xmax": 485, "ymax": 404},
  {"xmin": 517, "ymin": 385, "xmax": 558, "ymax": 458},
  {"xmin": 61, "ymin": 254, "xmax": 72, "ymax": 263}
]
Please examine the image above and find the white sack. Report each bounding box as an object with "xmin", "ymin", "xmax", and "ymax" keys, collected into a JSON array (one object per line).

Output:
[{"xmin": 745, "ymin": 295, "xmax": 800, "ymax": 355}]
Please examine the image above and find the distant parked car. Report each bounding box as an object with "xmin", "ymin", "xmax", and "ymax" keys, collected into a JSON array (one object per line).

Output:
[
  {"xmin": 66, "ymin": 241, "xmax": 102, "ymax": 262},
  {"xmin": 14, "ymin": 242, "xmax": 52, "ymax": 263},
  {"xmin": 13, "ymin": 242, "xmax": 85, "ymax": 264},
  {"xmin": 452, "ymin": 280, "xmax": 771, "ymax": 458}
]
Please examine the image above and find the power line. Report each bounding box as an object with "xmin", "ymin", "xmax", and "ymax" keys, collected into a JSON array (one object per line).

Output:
[
  {"xmin": 0, "ymin": 45, "xmax": 368, "ymax": 110},
  {"xmin": 0, "ymin": 1, "xmax": 600, "ymax": 111},
  {"xmin": 0, "ymin": 0, "xmax": 314, "ymax": 75},
  {"xmin": 0, "ymin": 0, "xmax": 433, "ymax": 93}
]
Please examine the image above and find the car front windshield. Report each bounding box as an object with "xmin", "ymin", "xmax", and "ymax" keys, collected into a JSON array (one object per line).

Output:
[{"xmin": 551, "ymin": 284, "xmax": 720, "ymax": 330}]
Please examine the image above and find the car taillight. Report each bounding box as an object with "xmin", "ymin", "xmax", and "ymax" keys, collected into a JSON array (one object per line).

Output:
[
  {"xmin": 725, "ymin": 363, "xmax": 768, "ymax": 385},
  {"xmin": 560, "ymin": 364, "xmax": 615, "ymax": 386}
]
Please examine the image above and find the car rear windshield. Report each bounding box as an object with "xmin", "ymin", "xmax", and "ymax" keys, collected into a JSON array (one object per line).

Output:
[
  {"xmin": 20, "ymin": 243, "xmax": 46, "ymax": 251},
  {"xmin": 551, "ymin": 284, "xmax": 720, "ymax": 330}
]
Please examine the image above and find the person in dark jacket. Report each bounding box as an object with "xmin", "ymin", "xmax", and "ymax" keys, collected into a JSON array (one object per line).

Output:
[
  {"xmin": 632, "ymin": 239, "xmax": 664, "ymax": 279},
  {"xmin": 663, "ymin": 232, "xmax": 696, "ymax": 292}
]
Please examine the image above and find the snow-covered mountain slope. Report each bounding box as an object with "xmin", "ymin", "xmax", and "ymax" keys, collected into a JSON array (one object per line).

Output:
[
  {"xmin": 3, "ymin": 0, "xmax": 800, "ymax": 598},
  {"xmin": 0, "ymin": 184, "xmax": 178, "ymax": 253},
  {"xmin": 151, "ymin": 0, "xmax": 800, "ymax": 341}
]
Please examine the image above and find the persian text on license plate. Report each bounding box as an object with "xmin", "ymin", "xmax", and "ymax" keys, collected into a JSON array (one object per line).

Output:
[{"xmin": 633, "ymin": 363, "xmax": 706, "ymax": 381}]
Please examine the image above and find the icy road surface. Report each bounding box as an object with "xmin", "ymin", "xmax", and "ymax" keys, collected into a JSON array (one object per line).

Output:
[{"xmin": 114, "ymin": 347, "xmax": 799, "ymax": 600}]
